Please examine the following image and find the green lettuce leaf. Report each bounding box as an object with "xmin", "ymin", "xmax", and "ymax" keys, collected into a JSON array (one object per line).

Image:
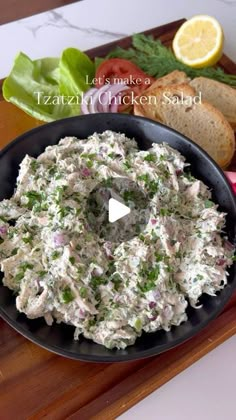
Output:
[
  {"xmin": 3, "ymin": 48, "xmax": 95, "ymax": 122},
  {"xmin": 59, "ymin": 48, "xmax": 94, "ymax": 95}
]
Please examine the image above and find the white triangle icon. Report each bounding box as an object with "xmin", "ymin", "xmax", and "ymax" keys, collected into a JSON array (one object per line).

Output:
[{"xmin": 108, "ymin": 198, "xmax": 130, "ymax": 223}]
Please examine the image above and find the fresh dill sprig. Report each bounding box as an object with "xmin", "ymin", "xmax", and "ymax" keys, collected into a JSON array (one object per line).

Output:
[{"xmin": 106, "ymin": 34, "xmax": 236, "ymax": 87}]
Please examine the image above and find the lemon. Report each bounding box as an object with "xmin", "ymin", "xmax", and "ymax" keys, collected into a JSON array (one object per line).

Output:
[{"xmin": 173, "ymin": 15, "xmax": 224, "ymax": 68}]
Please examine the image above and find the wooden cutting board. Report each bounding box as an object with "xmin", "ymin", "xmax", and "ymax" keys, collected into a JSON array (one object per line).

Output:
[{"xmin": 0, "ymin": 19, "xmax": 236, "ymax": 420}]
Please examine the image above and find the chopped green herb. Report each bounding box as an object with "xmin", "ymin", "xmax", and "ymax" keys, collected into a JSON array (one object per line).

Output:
[
  {"xmin": 62, "ymin": 287, "xmax": 74, "ymax": 303},
  {"xmin": 79, "ymin": 287, "xmax": 87, "ymax": 298},
  {"xmin": 184, "ymin": 172, "xmax": 196, "ymax": 182},
  {"xmin": 123, "ymin": 190, "xmax": 138, "ymax": 203},
  {"xmin": 103, "ymin": 177, "xmax": 113, "ymax": 187},
  {"xmin": 166, "ymin": 264, "xmax": 173, "ymax": 273},
  {"xmin": 51, "ymin": 250, "xmax": 60, "ymax": 260},
  {"xmin": 123, "ymin": 160, "xmax": 132, "ymax": 170},
  {"xmin": 175, "ymin": 251, "xmax": 182, "ymax": 258},
  {"xmin": 138, "ymin": 264, "xmax": 160, "ymax": 292},
  {"xmin": 58, "ymin": 206, "xmax": 72, "ymax": 219},
  {"xmin": 107, "ymin": 33, "xmax": 236, "ymax": 87},
  {"xmin": 69, "ymin": 256, "xmax": 75, "ymax": 265},
  {"xmin": 11, "ymin": 248, "xmax": 18, "ymax": 256},
  {"xmin": 48, "ymin": 166, "xmax": 57, "ymax": 176},
  {"xmin": 7, "ymin": 230, "xmax": 15, "ymax": 239},
  {"xmin": 134, "ymin": 318, "xmax": 142, "ymax": 331},
  {"xmin": 204, "ymin": 200, "xmax": 214, "ymax": 208},
  {"xmin": 86, "ymin": 160, "xmax": 93, "ymax": 168},
  {"xmin": 15, "ymin": 272, "xmax": 25, "ymax": 282},
  {"xmin": 137, "ymin": 173, "xmax": 150, "ymax": 183},
  {"xmin": 30, "ymin": 160, "xmax": 39, "ymax": 172},
  {"xmin": 20, "ymin": 262, "xmax": 34, "ymax": 271},
  {"xmin": 24, "ymin": 191, "xmax": 42, "ymax": 209},
  {"xmin": 160, "ymin": 208, "xmax": 170, "ymax": 217},
  {"xmin": 111, "ymin": 273, "xmax": 123, "ymax": 291},
  {"xmin": 22, "ymin": 235, "xmax": 33, "ymax": 244},
  {"xmin": 144, "ymin": 153, "xmax": 156, "ymax": 163},
  {"xmin": 147, "ymin": 266, "xmax": 160, "ymax": 281},
  {"xmin": 91, "ymin": 276, "xmax": 107, "ymax": 289},
  {"xmin": 88, "ymin": 318, "xmax": 96, "ymax": 327},
  {"xmin": 155, "ymin": 253, "xmax": 164, "ymax": 262},
  {"xmin": 139, "ymin": 233, "xmax": 146, "ymax": 242},
  {"xmin": 81, "ymin": 153, "xmax": 96, "ymax": 159},
  {"xmin": 38, "ymin": 270, "xmax": 47, "ymax": 277}
]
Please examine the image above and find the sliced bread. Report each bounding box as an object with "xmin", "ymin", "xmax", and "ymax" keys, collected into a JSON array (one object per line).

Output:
[
  {"xmin": 134, "ymin": 83, "xmax": 235, "ymax": 168},
  {"xmin": 146, "ymin": 70, "xmax": 189, "ymax": 92},
  {"xmin": 190, "ymin": 77, "xmax": 236, "ymax": 130}
]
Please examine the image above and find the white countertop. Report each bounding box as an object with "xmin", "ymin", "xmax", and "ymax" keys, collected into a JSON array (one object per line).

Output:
[
  {"xmin": 0, "ymin": 0, "xmax": 235, "ymax": 418},
  {"xmin": 0, "ymin": 0, "xmax": 236, "ymax": 79}
]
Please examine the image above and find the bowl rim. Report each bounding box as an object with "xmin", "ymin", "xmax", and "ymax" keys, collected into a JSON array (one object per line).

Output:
[{"xmin": 0, "ymin": 113, "xmax": 235, "ymax": 362}]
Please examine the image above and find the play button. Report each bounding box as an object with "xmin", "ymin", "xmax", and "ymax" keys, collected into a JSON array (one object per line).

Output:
[
  {"xmin": 85, "ymin": 177, "xmax": 150, "ymax": 243},
  {"xmin": 108, "ymin": 198, "xmax": 130, "ymax": 223}
]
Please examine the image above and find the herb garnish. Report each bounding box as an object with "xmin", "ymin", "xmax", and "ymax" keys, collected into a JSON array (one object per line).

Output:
[{"xmin": 107, "ymin": 34, "xmax": 236, "ymax": 87}]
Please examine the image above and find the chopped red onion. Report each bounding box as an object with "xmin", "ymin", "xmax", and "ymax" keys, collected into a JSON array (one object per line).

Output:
[
  {"xmin": 53, "ymin": 232, "xmax": 67, "ymax": 247},
  {"xmin": 216, "ymin": 258, "xmax": 226, "ymax": 266},
  {"xmin": 81, "ymin": 88, "xmax": 97, "ymax": 115},
  {"xmin": 107, "ymin": 83, "xmax": 128, "ymax": 100},
  {"xmin": 92, "ymin": 267, "xmax": 103, "ymax": 277},
  {"xmin": 148, "ymin": 315, "xmax": 157, "ymax": 322},
  {"xmin": 149, "ymin": 301, "xmax": 156, "ymax": 309},
  {"xmin": 110, "ymin": 96, "xmax": 118, "ymax": 113},
  {"xmin": 103, "ymin": 242, "xmax": 114, "ymax": 259},
  {"xmin": 79, "ymin": 309, "xmax": 86, "ymax": 318},
  {"xmin": 81, "ymin": 167, "xmax": 92, "ymax": 177},
  {"xmin": 81, "ymin": 83, "xmax": 129, "ymax": 115},
  {"xmin": 153, "ymin": 290, "xmax": 161, "ymax": 300},
  {"xmin": 151, "ymin": 219, "xmax": 157, "ymax": 225},
  {"xmin": 0, "ymin": 225, "xmax": 7, "ymax": 235},
  {"xmin": 100, "ymin": 91, "xmax": 110, "ymax": 112},
  {"xmin": 90, "ymin": 84, "xmax": 111, "ymax": 113}
]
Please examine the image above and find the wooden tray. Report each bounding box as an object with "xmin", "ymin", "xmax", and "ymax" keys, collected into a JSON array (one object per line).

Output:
[{"xmin": 0, "ymin": 19, "xmax": 236, "ymax": 420}]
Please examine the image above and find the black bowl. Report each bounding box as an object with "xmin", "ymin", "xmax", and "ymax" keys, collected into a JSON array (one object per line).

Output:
[{"xmin": 0, "ymin": 113, "xmax": 235, "ymax": 362}]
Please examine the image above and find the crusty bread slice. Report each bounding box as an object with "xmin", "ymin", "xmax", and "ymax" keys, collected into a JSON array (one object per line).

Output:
[
  {"xmin": 190, "ymin": 77, "xmax": 236, "ymax": 130},
  {"xmin": 134, "ymin": 83, "xmax": 235, "ymax": 168},
  {"xmin": 146, "ymin": 70, "xmax": 189, "ymax": 92}
]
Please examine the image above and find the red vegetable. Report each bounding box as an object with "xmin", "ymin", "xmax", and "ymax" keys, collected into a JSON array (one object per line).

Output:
[
  {"xmin": 80, "ymin": 83, "xmax": 129, "ymax": 115},
  {"xmin": 224, "ymin": 171, "xmax": 236, "ymax": 195},
  {"xmin": 95, "ymin": 58, "xmax": 155, "ymax": 110}
]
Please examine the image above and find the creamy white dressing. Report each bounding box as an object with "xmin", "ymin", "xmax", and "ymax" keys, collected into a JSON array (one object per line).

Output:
[{"xmin": 0, "ymin": 131, "xmax": 234, "ymax": 349}]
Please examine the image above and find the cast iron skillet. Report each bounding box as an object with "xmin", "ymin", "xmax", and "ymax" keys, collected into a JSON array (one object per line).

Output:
[{"xmin": 0, "ymin": 113, "xmax": 235, "ymax": 362}]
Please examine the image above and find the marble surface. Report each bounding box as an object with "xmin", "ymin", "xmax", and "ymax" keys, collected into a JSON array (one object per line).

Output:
[
  {"xmin": 0, "ymin": 0, "xmax": 235, "ymax": 418},
  {"xmin": 0, "ymin": 0, "xmax": 236, "ymax": 79}
]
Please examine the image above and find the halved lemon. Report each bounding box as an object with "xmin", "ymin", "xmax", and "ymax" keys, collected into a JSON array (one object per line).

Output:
[{"xmin": 173, "ymin": 15, "xmax": 224, "ymax": 68}]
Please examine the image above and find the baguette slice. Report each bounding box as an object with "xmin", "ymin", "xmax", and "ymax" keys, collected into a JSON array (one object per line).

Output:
[
  {"xmin": 190, "ymin": 77, "xmax": 236, "ymax": 130},
  {"xmin": 146, "ymin": 70, "xmax": 189, "ymax": 92},
  {"xmin": 134, "ymin": 83, "xmax": 235, "ymax": 168}
]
